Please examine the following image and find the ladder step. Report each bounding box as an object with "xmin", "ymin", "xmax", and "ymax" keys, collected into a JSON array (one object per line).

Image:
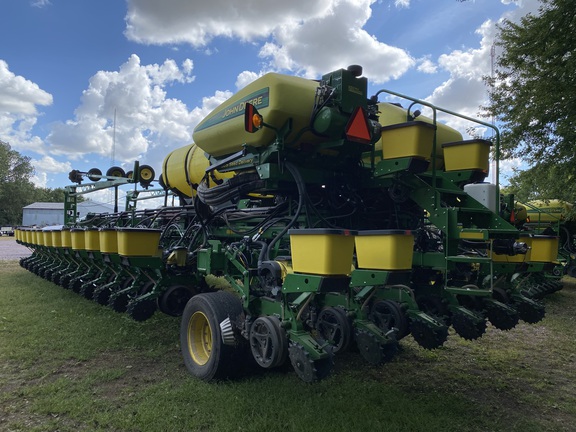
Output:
[
  {"xmin": 446, "ymin": 255, "xmax": 492, "ymax": 263},
  {"xmin": 445, "ymin": 286, "xmax": 492, "ymax": 296},
  {"xmin": 456, "ymin": 207, "xmax": 493, "ymax": 214},
  {"xmin": 435, "ymin": 187, "xmax": 467, "ymax": 196}
]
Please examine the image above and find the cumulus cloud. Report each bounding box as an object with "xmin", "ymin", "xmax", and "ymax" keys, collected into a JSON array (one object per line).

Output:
[
  {"xmin": 29, "ymin": 156, "xmax": 71, "ymax": 187},
  {"xmin": 46, "ymin": 54, "xmax": 197, "ymax": 165},
  {"xmin": 0, "ymin": 60, "xmax": 53, "ymax": 115},
  {"xmin": 235, "ymin": 71, "xmax": 262, "ymax": 90},
  {"xmin": 417, "ymin": 57, "xmax": 437, "ymax": 74},
  {"xmin": 425, "ymin": 0, "xmax": 541, "ymax": 128},
  {"xmin": 0, "ymin": 60, "xmax": 52, "ymax": 154},
  {"xmin": 125, "ymin": 0, "xmax": 414, "ymax": 84},
  {"xmin": 125, "ymin": 0, "xmax": 335, "ymax": 47}
]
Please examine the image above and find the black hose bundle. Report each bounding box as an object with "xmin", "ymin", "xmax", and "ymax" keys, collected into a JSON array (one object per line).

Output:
[{"xmin": 196, "ymin": 172, "xmax": 265, "ymax": 207}]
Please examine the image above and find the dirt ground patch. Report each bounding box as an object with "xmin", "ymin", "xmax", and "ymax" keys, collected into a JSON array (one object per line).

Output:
[{"xmin": 0, "ymin": 237, "xmax": 32, "ymax": 260}]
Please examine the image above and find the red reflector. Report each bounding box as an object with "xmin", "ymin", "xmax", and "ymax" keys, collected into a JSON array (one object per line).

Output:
[{"xmin": 345, "ymin": 107, "xmax": 372, "ymax": 144}]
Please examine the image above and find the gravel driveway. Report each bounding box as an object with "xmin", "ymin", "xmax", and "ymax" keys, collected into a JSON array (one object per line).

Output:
[{"xmin": 0, "ymin": 237, "xmax": 32, "ymax": 261}]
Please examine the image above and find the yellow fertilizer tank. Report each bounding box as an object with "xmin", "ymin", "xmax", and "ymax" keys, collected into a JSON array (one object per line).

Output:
[
  {"xmin": 193, "ymin": 73, "xmax": 320, "ymax": 157},
  {"xmin": 161, "ymin": 143, "xmax": 235, "ymax": 198},
  {"xmin": 525, "ymin": 199, "xmax": 573, "ymax": 223}
]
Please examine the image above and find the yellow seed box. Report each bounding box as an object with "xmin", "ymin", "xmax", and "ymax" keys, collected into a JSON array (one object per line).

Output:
[
  {"xmin": 442, "ymin": 139, "xmax": 492, "ymax": 172},
  {"xmin": 289, "ymin": 229, "xmax": 356, "ymax": 276},
  {"xmin": 117, "ymin": 227, "xmax": 162, "ymax": 257},
  {"xmin": 380, "ymin": 121, "xmax": 436, "ymax": 160},
  {"xmin": 355, "ymin": 230, "xmax": 414, "ymax": 270},
  {"xmin": 99, "ymin": 228, "xmax": 118, "ymax": 254}
]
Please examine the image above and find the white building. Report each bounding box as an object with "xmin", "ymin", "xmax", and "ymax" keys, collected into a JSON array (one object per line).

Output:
[{"xmin": 22, "ymin": 201, "xmax": 115, "ymax": 226}]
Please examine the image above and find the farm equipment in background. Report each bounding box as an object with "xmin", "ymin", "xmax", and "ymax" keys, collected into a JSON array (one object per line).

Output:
[{"xmin": 15, "ymin": 65, "xmax": 562, "ymax": 382}]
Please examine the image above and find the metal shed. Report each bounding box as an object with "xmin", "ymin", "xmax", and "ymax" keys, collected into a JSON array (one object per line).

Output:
[{"xmin": 22, "ymin": 201, "xmax": 114, "ymax": 226}]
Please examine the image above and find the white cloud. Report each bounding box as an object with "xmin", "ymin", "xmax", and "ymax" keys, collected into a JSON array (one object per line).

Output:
[
  {"xmin": 0, "ymin": 60, "xmax": 52, "ymax": 115},
  {"xmin": 417, "ymin": 57, "xmax": 437, "ymax": 74},
  {"xmin": 125, "ymin": 0, "xmax": 414, "ymax": 84},
  {"xmin": 0, "ymin": 60, "xmax": 52, "ymax": 154},
  {"xmin": 32, "ymin": 155, "xmax": 72, "ymax": 173},
  {"xmin": 30, "ymin": 156, "xmax": 72, "ymax": 188},
  {"xmin": 125, "ymin": 0, "xmax": 335, "ymax": 47},
  {"xmin": 425, "ymin": 0, "xmax": 541, "ymax": 122},
  {"xmin": 31, "ymin": 0, "xmax": 51, "ymax": 8},
  {"xmin": 259, "ymin": 0, "xmax": 414, "ymax": 83},
  {"xmin": 235, "ymin": 71, "xmax": 262, "ymax": 90},
  {"xmin": 394, "ymin": 0, "xmax": 410, "ymax": 8},
  {"xmin": 46, "ymin": 54, "xmax": 197, "ymax": 164}
]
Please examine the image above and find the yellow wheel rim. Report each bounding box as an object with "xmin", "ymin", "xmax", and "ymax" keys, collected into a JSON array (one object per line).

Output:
[
  {"xmin": 187, "ymin": 311, "xmax": 212, "ymax": 365},
  {"xmin": 140, "ymin": 168, "xmax": 153, "ymax": 181}
]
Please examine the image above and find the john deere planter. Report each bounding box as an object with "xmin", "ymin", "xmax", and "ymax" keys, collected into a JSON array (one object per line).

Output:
[{"xmin": 17, "ymin": 65, "xmax": 561, "ymax": 382}]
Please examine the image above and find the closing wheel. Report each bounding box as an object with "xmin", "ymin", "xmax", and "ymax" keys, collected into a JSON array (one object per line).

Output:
[
  {"xmin": 316, "ymin": 306, "xmax": 352, "ymax": 353},
  {"xmin": 355, "ymin": 329, "xmax": 398, "ymax": 364},
  {"xmin": 106, "ymin": 166, "xmax": 126, "ymax": 178},
  {"xmin": 249, "ymin": 316, "xmax": 287, "ymax": 369},
  {"xmin": 369, "ymin": 300, "xmax": 409, "ymax": 340},
  {"xmin": 484, "ymin": 300, "xmax": 519, "ymax": 331},
  {"xmin": 93, "ymin": 285, "xmax": 113, "ymax": 305},
  {"xmin": 108, "ymin": 277, "xmax": 134, "ymax": 312},
  {"xmin": 70, "ymin": 277, "xmax": 84, "ymax": 293},
  {"xmin": 417, "ymin": 295, "xmax": 450, "ymax": 325},
  {"xmin": 288, "ymin": 343, "xmax": 333, "ymax": 383},
  {"xmin": 516, "ymin": 298, "xmax": 545, "ymax": 324},
  {"xmin": 127, "ymin": 298, "xmax": 157, "ymax": 322},
  {"xmin": 87, "ymin": 168, "xmax": 102, "ymax": 182},
  {"xmin": 452, "ymin": 311, "xmax": 487, "ymax": 340},
  {"xmin": 410, "ymin": 319, "xmax": 448, "ymax": 350},
  {"xmin": 158, "ymin": 285, "xmax": 193, "ymax": 317},
  {"xmin": 109, "ymin": 292, "xmax": 130, "ymax": 312},
  {"xmin": 180, "ymin": 291, "xmax": 244, "ymax": 381},
  {"xmin": 80, "ymin": 282, "xmax": 97, "ymax": 299}
]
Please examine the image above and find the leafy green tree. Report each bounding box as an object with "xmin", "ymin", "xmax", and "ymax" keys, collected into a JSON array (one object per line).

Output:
[
  {"xmin": 0, "ymin": 140, "xmax": 37, "ymax": 225},
  {"xmin": 484, "ymin": 0, "xmax": 576, "ymax": 203},
  {"xmin": 0, "ymin": 141, "xmax": 76, "ymax": 225}
]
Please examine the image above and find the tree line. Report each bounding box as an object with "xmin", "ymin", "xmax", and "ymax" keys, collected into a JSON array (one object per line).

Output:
[
  {"xmin": 0, "ymin": 140, "xmax": 69, "ymax": 226},
  {"xmin": 484, "ymin": 0, "xmax": 575, "ymax": 208}
]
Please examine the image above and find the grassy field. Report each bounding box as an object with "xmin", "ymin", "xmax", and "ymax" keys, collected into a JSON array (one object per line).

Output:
[{"xmin": 1, "ymin": 259, "xmax": 575, "ymax": 431}]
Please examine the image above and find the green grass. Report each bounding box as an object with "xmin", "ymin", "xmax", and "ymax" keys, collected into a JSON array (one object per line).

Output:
[{"xmin": 1, "ymin": 260, "xmax": 575, "ymax": 431}]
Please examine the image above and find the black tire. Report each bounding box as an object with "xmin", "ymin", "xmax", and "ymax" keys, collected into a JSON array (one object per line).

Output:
[
  {"xmin": 87, "ymin": 168, "xmax": 102, "ymax": 182},
  {"xmin": 139, "ymin": 165, "xmax": 155, "ymax": 186},
  {"xmin": 370, "ymin": 300, "xmax": 409, "ymax": 340},
  {"xmin": 106, "ymin": 166, "xmax": 126, "ymax": 178},
  {"xmin": 158, "ymin": 285, "xmax": 193, "ymax": 317},
  {"xmin": 180, "ymin": 291, "xmax": 244, "ymax": 381},
  {"xmin": 316, "ymin": 306, "xmax": 352, "ymax": 353}
]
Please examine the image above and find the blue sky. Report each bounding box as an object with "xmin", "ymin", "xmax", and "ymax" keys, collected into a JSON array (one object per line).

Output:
[{"xmin": 0, "ymin": 0, "xmax": 539, "ymax": 205}]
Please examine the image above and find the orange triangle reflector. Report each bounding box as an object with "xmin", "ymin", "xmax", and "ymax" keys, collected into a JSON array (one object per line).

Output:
[{"xmin": 345, "ymin": 107, "xmax": 371, "ymax": 144}]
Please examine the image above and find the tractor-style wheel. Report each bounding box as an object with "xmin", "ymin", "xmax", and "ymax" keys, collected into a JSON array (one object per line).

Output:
[
  {"xmin": 180, "ymin": 291, "xmax": 244, "ymax": 381},
  {"xmin": 139, "ymin": 165, "xmax": 155, "ymax": 186},
  {"xmin": 106, "ymin": 166, "xmax": 126, "ymax": 178},
  {"xmin": 87, "ymin": 168, "xmax": 102, "ymax": 182}
]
